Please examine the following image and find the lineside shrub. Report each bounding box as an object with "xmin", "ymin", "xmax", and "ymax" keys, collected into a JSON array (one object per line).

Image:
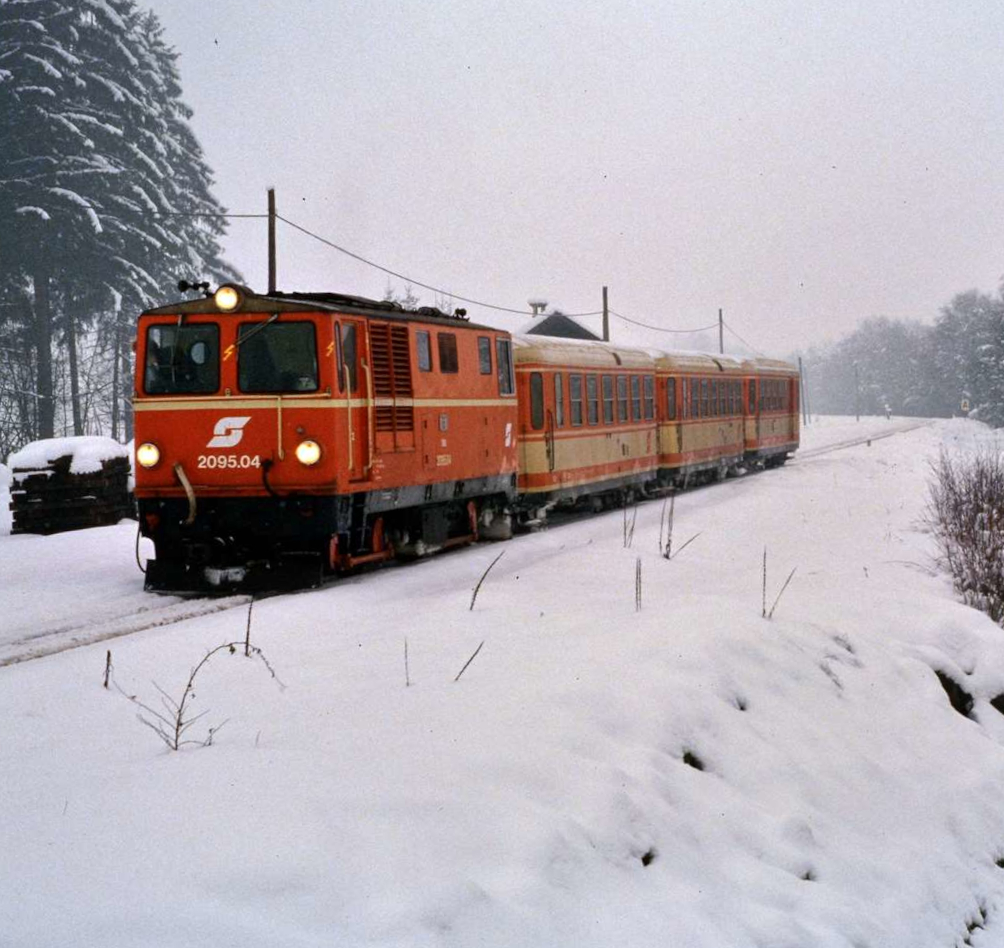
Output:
[{"xmin": 928, "ymin": 448, "xmax": 1004, "ymax": 624}]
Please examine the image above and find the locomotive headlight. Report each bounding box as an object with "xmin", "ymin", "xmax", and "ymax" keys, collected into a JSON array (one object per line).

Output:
[
  {"xmin": 214, "ymin": 284, "xmax": 243, "ymax": 312},
  {"xmin": 136, "ymin": 442, "xmax": 161, "ymax": 469},
  {"xmin": 295, "ymin": 439, "xmax": 322, "ymax": 466}
]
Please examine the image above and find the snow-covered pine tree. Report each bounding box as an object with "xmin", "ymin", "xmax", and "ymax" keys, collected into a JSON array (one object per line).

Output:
[{"xmin": 0, "ymin": 0, "xmax": 237, "ymax": 443}]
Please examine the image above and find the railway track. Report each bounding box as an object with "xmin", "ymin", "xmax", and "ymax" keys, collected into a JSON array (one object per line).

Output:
[
  {"xmin": 2, "ymin": 419, "xmax": 933, "ymax": 670},
  {"xmin": 0, "ymin": 593, "xmax": 252, "ymax": 668},
  {"xmin": 795, "ymin": 419, "xmax": 932, "ymax": 460}
]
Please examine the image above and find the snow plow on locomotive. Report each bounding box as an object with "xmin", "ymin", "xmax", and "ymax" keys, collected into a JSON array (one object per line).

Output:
[
  {"xmin": 133, "ymin": 284, "xmax": 800, "ymax": 593},
  {"xmin": 133, "ymin": 284, "xmax": 519, "ymax": 592}
]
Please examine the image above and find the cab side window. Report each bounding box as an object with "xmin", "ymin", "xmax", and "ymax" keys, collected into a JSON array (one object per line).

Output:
[
  {"xmin": 478, "ymin": 336, "xmax": 492, "ymax": 375},
  {"xmin": 496, "ymin": 339, "xmax": 515, "ymax": 395},
  {"xmin": 416, "ymin": 330, "xmax": 432, "ymax": 372},
  {"xmin": 438, "ymin": 333, "xmax": 458, "ymax": 373}
]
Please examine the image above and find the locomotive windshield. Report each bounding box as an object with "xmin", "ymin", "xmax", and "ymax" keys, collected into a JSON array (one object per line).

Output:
[
  {"xmin": 238, "ymin": 321, "xmax": 318, "ymax": 393},
  {"xmin": 144, "ymin": 324, "xmax": 220, "ymax": 394}
]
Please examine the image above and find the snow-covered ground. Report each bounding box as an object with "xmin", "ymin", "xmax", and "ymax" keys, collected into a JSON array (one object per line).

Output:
[{"xmin": 4, "ymin": 416, "xmax": 1004, "ymax": 947}]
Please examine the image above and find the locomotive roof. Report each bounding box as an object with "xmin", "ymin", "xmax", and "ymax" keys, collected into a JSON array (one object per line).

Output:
[{"xmin": 141, "ymin": 288, "xmax": 500, "ymax": 332}]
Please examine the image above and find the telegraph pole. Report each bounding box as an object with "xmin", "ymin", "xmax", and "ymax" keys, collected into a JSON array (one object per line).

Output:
[
  {"xmin": 602, "ymin": 286, "xmax": 609, "ymax": 342},
  {"xmin": 718, "ymin": 308, "xmax": 724, "ymax": 354},
  {"xmin": 267, "ymin": 188, "xmax": 277, "ymax": 294}
]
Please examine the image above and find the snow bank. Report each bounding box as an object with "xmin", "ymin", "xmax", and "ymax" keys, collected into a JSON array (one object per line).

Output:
[
  {"xmin": 3, "ymin": 418, "xmax": 1004, "ymax": 947},
  {"xmin": 7, "ymin": 435, "xmax": 129, "ymax": 477}
]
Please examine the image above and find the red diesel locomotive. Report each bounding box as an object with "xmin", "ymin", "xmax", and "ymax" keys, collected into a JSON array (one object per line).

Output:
[{"xmin": 133, "ymin": 284, "xmax": 799, "ymax": 591}]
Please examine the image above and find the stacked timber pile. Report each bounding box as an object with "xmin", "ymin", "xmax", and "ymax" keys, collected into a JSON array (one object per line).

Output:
[{"xmin": 7, "ymin": 436, "xmax": 134, "ymax": 535}]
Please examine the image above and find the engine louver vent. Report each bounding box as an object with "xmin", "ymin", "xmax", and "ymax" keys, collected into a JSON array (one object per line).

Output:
[{"xmin": 370, "ymin": 323, "xmax": 414, "ymax": 434}]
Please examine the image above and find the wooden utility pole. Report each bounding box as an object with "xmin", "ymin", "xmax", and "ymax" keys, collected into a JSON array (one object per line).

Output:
[
  {"xmin": 602, "ymin": 286, "xmax": 609, "ymax": 341},
  {"xmin": 718, "ymin": 308, "xmax": 724, "ymax": 354},
  {"xmin": 267, "ymin": 188, "xmax": 277, "ymax": 294}
]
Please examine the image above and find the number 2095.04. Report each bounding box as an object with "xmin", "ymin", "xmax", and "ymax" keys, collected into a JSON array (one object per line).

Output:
[{"xmin": 197, "ymin": 454, "xmax": 261, "ymax": 470}]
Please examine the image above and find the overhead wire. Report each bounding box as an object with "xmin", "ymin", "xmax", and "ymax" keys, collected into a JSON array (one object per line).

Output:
[
  {"xmin": 276, "ymin": 214, "xmax": 603, "ymax": 318},
  {"xmin": 154, "ymin": 212, "xmax": 271, "ymax": 219},
  {"xmin": 718, "ymin": 321, "xmax": 763, "ymax": 359},
  {"xmin": 609, "ymin": 309, "xmax": 719, "ymax": 335},
  {"xmin": 152, "ymin": 209, "xmax": 773, "ymax": 351}
]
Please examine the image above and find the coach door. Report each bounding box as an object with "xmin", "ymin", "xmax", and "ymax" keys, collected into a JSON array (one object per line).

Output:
[
  {"xmin": 747, "ymin": 377, "xmax": 759, "ymax": 447},
  {"xmin": 336, "ymin": 318, "xmax": 370, "ymax": 482}
]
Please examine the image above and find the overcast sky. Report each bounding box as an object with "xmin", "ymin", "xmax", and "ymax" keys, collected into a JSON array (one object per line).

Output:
[{"xmin": 150, "ymin": 0, "xmax": 1004, "ymax": 356}]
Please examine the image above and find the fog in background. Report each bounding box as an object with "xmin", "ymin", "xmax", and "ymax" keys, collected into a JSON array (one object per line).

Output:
[{"xmin": 151, "ymin": 0, "xmax": 1004, "ymax": 356}]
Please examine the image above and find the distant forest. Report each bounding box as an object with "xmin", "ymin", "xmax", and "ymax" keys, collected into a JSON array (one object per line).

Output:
[{"xmin": 798, "ymin": 284, "xmax": 1004, "ymax": 427}]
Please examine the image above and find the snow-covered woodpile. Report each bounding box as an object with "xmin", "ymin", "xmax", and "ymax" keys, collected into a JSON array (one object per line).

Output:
[{"xmin": 8, "ymin": 437, "xmax": 133, "ymax": 536}]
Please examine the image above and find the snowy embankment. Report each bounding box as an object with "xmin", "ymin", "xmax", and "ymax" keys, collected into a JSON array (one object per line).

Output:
[{"xmin": 4, "ymin": 417, "xmax": 1004, "ymax": 947}]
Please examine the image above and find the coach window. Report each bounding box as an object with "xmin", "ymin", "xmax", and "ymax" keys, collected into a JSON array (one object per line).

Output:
[
  {"xmin": 587, "ymin": 375, "xmax": 599, "ymax": 425},
  {"xmin": 710, "ymin": 380, "xmax": 718, "ymax": 417},
  {"xmin": 681, "ymin": 378, "xmax": 689, "ymax": 419},
  {"xmin": 719, "ymin": 380, "xmax": 727, "ymax": 416},
  {"xmin": 496, "ymin": 339, "xmax": 515, "ymax": 395},
  {"xmin": 570, "ymin": 374, "xmax": 583, "ymax": 426},
  {"xmin": 555, "ymin": 373, "xmax": 565, "ymax": 427},
  {"xmin": 617, "ymin": 375, "xmax": 628, "ymax": 422},
  {"xmin": 438, "ymin": 333, "xmax": 459, "ymax": 374},
  {"xmin": 602, "ymin": 375, "xmax": 614, "ymax": 424},
  {"xmin": 631, "ymin": 376, "xmax": 642, "ymax": 420},
  {"xmin": 416, "ymin": 330, "xmax": 432, "ymax": 372},
  {"xmin": 145, "ymin": 323, "xmax": 219, "ymax": 395},
  {"xmin": 643, "ymin": 376, "xmax": 655, "ymax": 420},
  {"xmin": 748, "ymin": 380, "xmax": 756, "ymax": 413},
  {"xmin": 478, "ymin": 336, "xmax": 492, "ymax": 375},
  {"xmin": 239, "ymin": 321, "xmax": 318, "ymax": 393},
  {"xmin": 691, "ymin": 378, "xmax": 700, "ymax": 418},
  {"xmin": 667, "ymin": 378, "xmax": 677, "ymax": 420},
  {"xmin": 699, "ymin": 379, "xmax": 708, "ymax": 418},
  {"xmin": 530, "ymin": 372, "xmax": 545, "ymax": 430}
]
